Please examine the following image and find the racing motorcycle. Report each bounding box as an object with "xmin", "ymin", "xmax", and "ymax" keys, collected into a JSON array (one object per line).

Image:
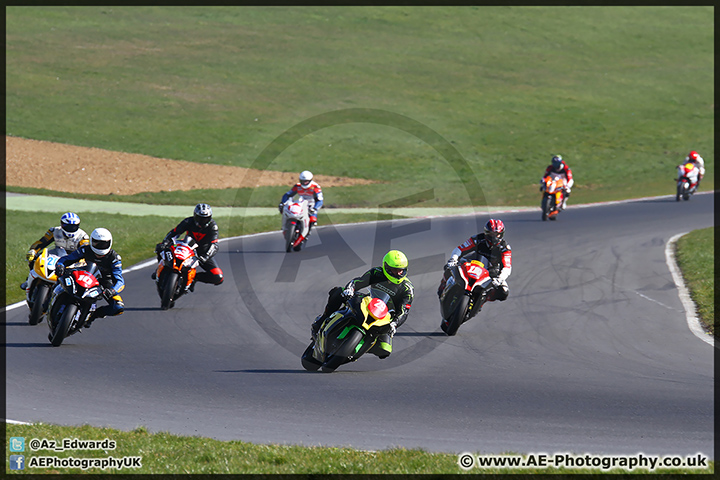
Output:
[
  {"xmin": 540, "ymin": 172, "xmax": 567, "ymax": 221},
  {"xmin": 301, "ymin": 289, "xmax": 394, "ymax": 373},
  {"xmin": 155, "ymin": 236, "xmax": 200, "ymax": 310},
  {"xmin": 24, "ymin": 246, "xmax": 66, "ymax": 325},
  {"xmin": 676, "ymin": 162, "xmax": 700, "ymax": 201},
  {"xmin": 439, "ymin": 257, "xmax": 493, "ymax": 336},
  {"xmin": 46, "ymin": 263, "xmax": 104, "ymax": 346},
  {"xmin": 281, "ymin": 199, "xmax": 311, "ymax": 252}
]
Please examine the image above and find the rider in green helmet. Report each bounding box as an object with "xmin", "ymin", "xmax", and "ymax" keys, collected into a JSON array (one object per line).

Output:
[{"xmin": 311, "ymin": 250, "xmax": 414, "ymax": 359}]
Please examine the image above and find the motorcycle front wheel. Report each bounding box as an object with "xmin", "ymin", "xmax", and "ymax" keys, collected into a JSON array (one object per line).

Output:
[
  {"xmin": 161, "ymin": 271, "xmax": 179, "ymax": 310},
  {"xmin": 301, "ymin": 342, "xmax": 322, "ymax": 371},
  {"xmin": 29, "ymin": 283, "xmax": 50, "ymax": 325},
  {"xmin": 322, "ymin": 329, "xmax": 364, "ymax": 373},
  {"xmin": 51, "ymin": 303, "xmax": 77, "ymax": 347},
  {"xmin": 285, "ymin": 221, "xmax": 297, "ymax": 252},
  {"xmin": 541, "ymin": 195, "xmax": 552, "ymax": 221},
  {"xmin": 442, "ymin": 295, "xmax": 470, "ymax": 336}
]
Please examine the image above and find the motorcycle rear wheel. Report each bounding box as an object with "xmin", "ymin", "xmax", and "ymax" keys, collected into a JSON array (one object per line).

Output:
[
  {"xmin": 322, "ymin": 329, "xmax": 364, "ymax": 373},
  {"xmin": 442, "ymin": 295, "xmax": 470, "ymax": 336},
  {"xmin": 51, "ymin": 303, "xmax": 77, "ymax": 347},
  {"xmin": 29, "ymin": 283, "xmax": 50, "ymax": 325},
  {"xmin": 161, "ymin": 271, "xmax": 179, "ymax": 310}
]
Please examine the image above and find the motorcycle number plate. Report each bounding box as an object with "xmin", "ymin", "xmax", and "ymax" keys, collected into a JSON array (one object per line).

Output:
[{"xmin": 466, "ymin": 264, "xmax": 483, "ymax": 279}]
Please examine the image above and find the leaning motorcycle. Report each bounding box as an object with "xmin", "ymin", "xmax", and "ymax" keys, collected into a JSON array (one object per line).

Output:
[
  {"xmin": 676, "ymin": 162, "xmax": 699, "ymax": 201},
  {"xmin": 46, "ymin": 263, "xmax": 104, "ymax": 346},
  {"xmin": 24, "ymin": 246, "xmax": 66, "ymax": 325},
  {"xmin": 155, "ymin": 236, "xmax": 200, "ymax": 310},
  {"xmin": 301, "ymin": 289, "xmax": 394, "ymax": 373},
  {"xmin": 540, "ymin": 172, "xmax": 567, "ymax": 221},
  {"xmin": 439, "ymin": 257, "xmax": 493, "ymax": 336},
  {"xmin": 281, "ymin": 199, "xmax": 310, "ymax": 252}
]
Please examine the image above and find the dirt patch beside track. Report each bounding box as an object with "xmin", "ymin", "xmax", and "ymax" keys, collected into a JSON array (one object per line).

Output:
[{"xmin": 6, "ymin": 136, "xmax": 373, "ymax": 196}]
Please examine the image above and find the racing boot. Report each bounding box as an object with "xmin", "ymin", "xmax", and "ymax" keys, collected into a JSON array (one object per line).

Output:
[
  {"xmin": 84, "ymin": 309, "xmax": 107, "ymax": 329},
  {"xmin": 20, "ymin": 281, "xmax": 28, "ymax": 290},
  {"xmin": 310, "ymin": 314, "xmax": 324, "ymax": 341}
]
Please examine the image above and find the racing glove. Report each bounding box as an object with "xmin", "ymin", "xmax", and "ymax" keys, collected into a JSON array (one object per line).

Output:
[
  {"xmin": 491, "ymin": 277, "xmax": 502, "ymax": 288},
  {"xmin": 55, "ymin": 264, "xmax": 65, "ymax": 277},
  {"xmin": 388, "ymin": 321, "xmax": 397, "ymax": 337},
  {"xmin": 342, "ymin": 284, "xmax": 355, "ymax": 298},
  {"xmin": 445, "ymin": 258, "xmax": 458, "ymax": 270},
  {"xmin": 27, "ymin": 249, "xmax": 36, "ymax": 262},
  {"xmin": 103, "ymin": 287, "xmax": 117, "ymax": 301},
  {"xmin": 278, "ymin": 203, "xmax": 284, "ymax": 213}
]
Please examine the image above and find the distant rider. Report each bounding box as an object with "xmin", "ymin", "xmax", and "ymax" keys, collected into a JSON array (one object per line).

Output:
[
  {"xmin": 683, "ymin": 150, "xmax": 705, "ymax": 189},
  {"xmin": 311, "ymin": 250, "xmax": 413, "ymax": 359},
  {"xmin": 153, "ymin": 203, "xmax": 223, "ymax": 287},
  {"xmin": 54, "ymin": 228, "xmax": 124, "ymax": 329},
  {"xmin": 21, "ymin": 212, "xmax": 89, "ymax": 290},
  {"xmin": 437, "ymin": 219, "xmax": 512, "ymax": 314},
  {"xmin": 278, "ymin": 170, "xmax": 324, "ymax": 236},
  {"xmin": 541, "ymin": 155, "xmax": 574, "ymax": 210}
]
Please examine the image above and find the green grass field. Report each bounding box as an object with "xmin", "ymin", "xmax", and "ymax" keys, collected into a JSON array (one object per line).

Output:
[
  {"xmin": 6, "ymin": 6, "xmax": 713, "ymax": 208},
  {"xmin": 5, "ymin": 6, "xmax": 714, "ymax": 475}
]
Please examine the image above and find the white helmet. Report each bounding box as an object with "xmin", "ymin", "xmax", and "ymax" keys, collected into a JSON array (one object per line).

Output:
[
  {"xmin": 90, "ymin": 228, "xmax": 113, "ymax": 257},
  {"xmin": 299, "ymin": 170, "xmax": 313, "ymax": 186}
]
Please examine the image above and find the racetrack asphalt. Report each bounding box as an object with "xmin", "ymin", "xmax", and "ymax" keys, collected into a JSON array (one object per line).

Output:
[{"xmin": 4, "ymin": 192, "xmax": 715, "ymax": 457}]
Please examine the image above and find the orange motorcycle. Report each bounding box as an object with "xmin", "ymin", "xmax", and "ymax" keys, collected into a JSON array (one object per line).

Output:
[
  {"xmin": 540, "ymin": 172, "xmax": 567, "ymax": 221},
  {"xmin": 155, "ymin": 236, "xmax": 199, "ymax": 310}
]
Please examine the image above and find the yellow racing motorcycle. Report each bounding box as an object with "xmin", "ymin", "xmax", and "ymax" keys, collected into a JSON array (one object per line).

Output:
[
  {"xmin": 302, "ymin": 290, "xmax": 394, "ymax": 373},
  {"xmin": 24, "ymin": 246, "xmax": 66, "ymax": 325}
]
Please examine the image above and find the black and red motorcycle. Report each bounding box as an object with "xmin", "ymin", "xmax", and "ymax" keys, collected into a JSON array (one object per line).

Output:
[
  {"xmin": 46, "ymin": 263, "xmax": 104, "ymax": 346},
  {"xmin": 439, "ymin": 257, "xmax": 493, "ymax": 336}
]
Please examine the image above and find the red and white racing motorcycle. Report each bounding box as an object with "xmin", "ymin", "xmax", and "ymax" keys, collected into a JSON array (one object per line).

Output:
[
  {"xmin": 676, "ymin": 162, "xmax": 700, "ymax": 201},
  {"xmin": 281, "ymin": 199, "xmax": 311, "ymax": 252}
]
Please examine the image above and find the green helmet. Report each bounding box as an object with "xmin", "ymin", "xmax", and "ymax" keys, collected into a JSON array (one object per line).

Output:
[{"xmin": 382, "ymin": 250, "xmax": 408, "ymax": 284}]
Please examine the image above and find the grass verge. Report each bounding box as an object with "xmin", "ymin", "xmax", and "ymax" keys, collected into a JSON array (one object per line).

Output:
[
  {"xmin": 674, "ymin": 226, "xmax": 715, "ymax": 337},
  {"xmin": 5, "ymin": 423, "xmax": 713, "ymax": 474}
]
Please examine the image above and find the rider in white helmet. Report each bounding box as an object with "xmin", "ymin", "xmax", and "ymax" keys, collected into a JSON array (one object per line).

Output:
[
  {"xmin": 21, "ymin": 212, "xmax": 89, "ymax": 290},
  {"xmin": 279, "ymin": 170, "xmax": 324, "ymax": 236},
  {"xmin": 54, "ymin": 228, "xmax": 125, "ymax": 329}
]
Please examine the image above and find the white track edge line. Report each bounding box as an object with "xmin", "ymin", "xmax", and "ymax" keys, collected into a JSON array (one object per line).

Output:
[{"xmin": 665, "ymin": 232, "xmax": 715, "ymax": 347}]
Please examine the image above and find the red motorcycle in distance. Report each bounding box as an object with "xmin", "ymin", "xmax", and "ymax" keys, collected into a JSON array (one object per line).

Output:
[
  {"xmin": 540, "ymin": 172, "xmax": 567, "ymax": 221},
  {"xmin": 155, "ymin": 236, "xmax": 199, "ymax": 310},
  {"xmin": 439, "ymin": 257, "xmax": 493, "ymax": 336},
  {"xmin": 47, "ymin": 263, "xmax": 104, "ymax": 346}
]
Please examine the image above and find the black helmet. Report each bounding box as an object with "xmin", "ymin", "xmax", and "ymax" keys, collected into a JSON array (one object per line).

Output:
[
  {"xmin": 551, "ymin": 155, "xmax": 564, "ymax": 173},
  {"xmin": 194, "ymin": 203, "xmax": 213, "ymax": 228}
]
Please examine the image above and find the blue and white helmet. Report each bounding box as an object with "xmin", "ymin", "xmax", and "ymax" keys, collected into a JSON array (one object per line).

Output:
[{"xmin": 60, "ymin": 212, "xmax": 81, "ymax": 237}]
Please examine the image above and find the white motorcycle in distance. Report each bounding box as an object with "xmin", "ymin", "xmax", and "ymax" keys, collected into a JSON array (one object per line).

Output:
[
  {"xmin": 281, "ymin": 199, "xmax": 311, "ymax": 252},
  {"xmin": 676, "ymin": 162, "xmax": 700, "ymax": 201}
]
